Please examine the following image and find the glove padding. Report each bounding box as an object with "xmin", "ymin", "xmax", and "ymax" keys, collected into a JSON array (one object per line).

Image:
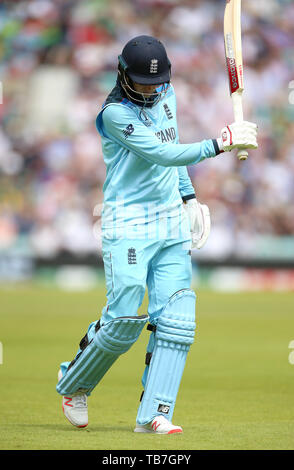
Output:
[
  {"xmin": 183, "ymin": 198, "xmax": 211, "ymax": 250},
  {"xmin": 219, "ymin": 121, "xmax": 258, "ymax": 152}
]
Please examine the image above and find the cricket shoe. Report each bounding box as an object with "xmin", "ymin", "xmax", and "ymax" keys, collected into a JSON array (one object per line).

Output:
[
  {"xmin": 58, "ymin": 369, "xmax": 88, "ymax": 428},
  {"xmin": 134, "ymin": 415, "xmax": 183, "ymax": 434}
]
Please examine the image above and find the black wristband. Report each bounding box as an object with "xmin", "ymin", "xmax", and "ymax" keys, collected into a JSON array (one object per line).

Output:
[
  {"xmin": 182, "ymin": 193, "xmax": 196, "ymax": 202},
  {"xmin": 212, "ymin": 138, "xmax": 224, "ymax": 155}
]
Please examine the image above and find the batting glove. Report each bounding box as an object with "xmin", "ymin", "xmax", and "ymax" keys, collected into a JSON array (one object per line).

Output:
[
  {"xmin": 183, "ymin": 198, "xmax": 211, "ymax": 250},
  {"xmin": 217, "ymin": 121, "xmax": 258, "ymax": 152}
]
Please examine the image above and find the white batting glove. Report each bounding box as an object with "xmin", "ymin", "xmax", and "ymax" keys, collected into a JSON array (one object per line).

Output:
[
  {"xmin": 217, "ymin": 121, "xmax": 258, "ymax": 152},
  {"xmin": 183, "ymin": 198, "xmax": 211, "ymax": 250}
]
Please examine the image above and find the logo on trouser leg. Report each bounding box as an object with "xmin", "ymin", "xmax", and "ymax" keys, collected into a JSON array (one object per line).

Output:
[
  {"xmin": 158, "ymin": 404, "xmax": 170, "ymax": 414},
  {"xmin": 128, "ymin": 248, "xmax": 137, "ymax": 264}
]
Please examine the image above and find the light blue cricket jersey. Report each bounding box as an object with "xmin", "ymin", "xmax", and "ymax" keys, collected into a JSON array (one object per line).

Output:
[{"xmin": 96, "ymin": 80, "xmax": 220, "ymax": 229}]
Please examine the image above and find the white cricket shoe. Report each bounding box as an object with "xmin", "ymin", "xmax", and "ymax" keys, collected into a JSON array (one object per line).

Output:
[
  {"xmin": 134, "ymin": 415, "xmax": 183, "ymax": 434},
  {"xmin": 58, "ymin": 369, "xmax": 88, "ymax": 428}
]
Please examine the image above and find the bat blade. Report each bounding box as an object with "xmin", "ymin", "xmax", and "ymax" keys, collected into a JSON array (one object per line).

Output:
[
  {"xmin": 224, "ymin": 0, "xmax": 243, "ymax": 96},
  {"xmin": 224, "ymin": 0, "xmax": 248, "ymax": 160}
]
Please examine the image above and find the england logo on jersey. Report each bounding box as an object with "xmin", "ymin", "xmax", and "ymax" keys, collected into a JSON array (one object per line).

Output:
[{"xmin": 163, "ymin": 104, "xmax": 173, "ymax": 120}]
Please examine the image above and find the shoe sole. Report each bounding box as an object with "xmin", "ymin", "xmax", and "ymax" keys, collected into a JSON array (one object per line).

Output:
[{"xmin": 134, "ymin": 427, "xmax": 182, "ymax": 434}]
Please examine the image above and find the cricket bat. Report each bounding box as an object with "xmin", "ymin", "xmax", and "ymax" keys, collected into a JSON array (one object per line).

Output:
[{"xmin": 224, "ymin": 0, "xmax": 248, "ymax": 161}]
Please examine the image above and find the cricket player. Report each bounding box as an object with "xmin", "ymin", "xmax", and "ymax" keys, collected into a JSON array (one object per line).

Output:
[{"xmin": 56, "ymin": 35, "xmax": 257, "ymax": 434}]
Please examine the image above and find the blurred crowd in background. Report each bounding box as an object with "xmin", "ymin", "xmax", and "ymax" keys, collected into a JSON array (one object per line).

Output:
[{"xmin": 0, "ymin": 0, "xmax": 294, "ymax": 263}]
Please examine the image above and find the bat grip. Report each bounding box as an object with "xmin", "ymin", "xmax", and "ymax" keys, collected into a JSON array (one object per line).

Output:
[{"xmin": 232, "ymin": 91, "xmax": 248, "ymax": 161}]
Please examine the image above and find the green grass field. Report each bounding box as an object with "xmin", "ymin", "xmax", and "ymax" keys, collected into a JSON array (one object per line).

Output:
[{"xmin": 1, "ymin": 284, "xmax": 294, "ymax": 450}]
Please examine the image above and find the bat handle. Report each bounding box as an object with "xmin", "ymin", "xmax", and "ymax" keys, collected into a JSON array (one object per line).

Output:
[
  {"xmin": 232, "ymin": 91, "xmax": 248, "ymax": 161},
  {"xmin": 237, "ymin": 148, "xmax": 248, "ymax": 161}
]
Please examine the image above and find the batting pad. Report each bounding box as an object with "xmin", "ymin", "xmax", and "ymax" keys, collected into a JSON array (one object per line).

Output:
[
  {"xmin": 56, "ymin": 315, "xmax": 148, "ymax": 396},
  {"xmin": 136, "ymin": 289, "xmax": 196, "ymax": 425}
]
